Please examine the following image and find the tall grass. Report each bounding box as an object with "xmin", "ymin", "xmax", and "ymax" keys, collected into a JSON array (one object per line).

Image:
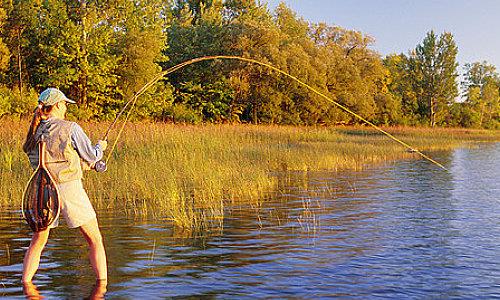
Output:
[{"xmin": 1, "ymin": 119, "xmax": 499, "ymax": 227}]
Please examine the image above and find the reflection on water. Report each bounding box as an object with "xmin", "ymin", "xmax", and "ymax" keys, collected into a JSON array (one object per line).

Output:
[{"xmin": 1, "ymin": 143, "xmax": 499, "ymax": 299}]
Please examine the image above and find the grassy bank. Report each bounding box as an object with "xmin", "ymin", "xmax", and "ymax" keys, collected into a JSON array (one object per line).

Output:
[{"xmin": 1, "ymin": 119, "xmax": 499, "ymax": 227}]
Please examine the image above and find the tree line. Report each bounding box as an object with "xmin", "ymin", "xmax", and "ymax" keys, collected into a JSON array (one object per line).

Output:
[{"xmin": 0, "ymin": 0, "xmax": 498, "ymax": 128}]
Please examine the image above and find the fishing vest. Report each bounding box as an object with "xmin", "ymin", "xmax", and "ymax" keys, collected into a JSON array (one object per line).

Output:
[{"xmin": 28, "ymin": 118, "xmax": 84, "ymax": 183}]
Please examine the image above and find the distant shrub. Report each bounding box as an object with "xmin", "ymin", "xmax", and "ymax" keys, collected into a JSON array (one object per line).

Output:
[
  {"xmin": 166, "ymin": 103, "xmax": 202, "ymax": 124},
  {"xmin": 0, "ymin": 86, "xmax": 11, "ymax": 118},
  {"xmin": 483, "ymin": 119, "xmax": 500, "ymax": 130},
  {"xmin": 66, "ymin": 104, "xmax": 95, "ymax": 121},
  {"xmin": 0, "ymin": 86, "xmax": 38, "ymax": 118}
]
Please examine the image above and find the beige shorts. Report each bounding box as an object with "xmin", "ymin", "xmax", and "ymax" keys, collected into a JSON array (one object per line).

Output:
[{"xmin": 50, "ymin": 179, "xmax": 97, "ymax": 228}]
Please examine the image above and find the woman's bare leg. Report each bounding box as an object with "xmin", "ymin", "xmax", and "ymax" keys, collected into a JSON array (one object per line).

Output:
[
  {"xmin": 89, "ymin": 279, "xmax": 108, "ymax": 300},
  {"xmin": 79, "ymin": 218, "xmax": 107, "ymax": 281},
  {"xmin": 22, "ymin": 281, "xmax": 41, "ymax": 298},
  {"xmin": 22, "ymin": 228, "xmax": 50, "ymax": 283}
]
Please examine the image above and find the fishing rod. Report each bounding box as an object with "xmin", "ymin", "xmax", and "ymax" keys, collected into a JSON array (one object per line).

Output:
[
  {"xmin": 97, "ymin": 55, "xmax": 448, "ymax": 172},
  {"xmin": 93, "ymin": 59, "xmax": 200, "ymax": 171}
]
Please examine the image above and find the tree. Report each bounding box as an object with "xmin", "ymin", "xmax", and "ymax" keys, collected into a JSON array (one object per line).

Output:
[
  {"xmin": 1, "ymin": 0, "xmax": 41, "ymax": 93},
  {"xmin": 2, "ymin": 0, "xmax": 489, "ymax": 128},
  {"xmin": 2, "ymin": 0, "xmax": 120, "ymax": 116},
  {"xmin": 112, "ymin": 0, "xmax": 169, "ymax": 96},
  {"xmin": 226, "ymin": 2, "xmax": 281, "ymax": 123},
  {"xmin": 0, "ymin": 6, "xmax": 10, "ymax": 73},
  {"xmin": 172, "ymin": 0, "xmax": 216, "ymax": 23},
  {"xmin": 1, "ymin": 0, "xmax": 171, "ymax": 119},
  {"xmin": 311, "ymin": 23, "xmax": 387, "ymax": 124},
  {"xmin": 411, "ymin": 31, "xmax": 459, "ymax": 127},
  {"xmin": 166, "ymin": 0, "xmax": 236, "ymax": 122},
  {"xmin": 273, "ymin": 4, "xmax": 328, "ymax": 125},
  {"xmin": 462, "ymin": 61, "xmax": 500, "ymax": 128},
  {"xmin": 223, "ymin": 0, "xmax": 255, "ymax": 20},
  {"xmin": 462, "ymin": 61, "xmax": 498, "ymax": 92},
  {"xmin": 109, "ymin": 0, "xmax": 171, "ymax": 119},
  {"xmin": 383, "ymin": 54, "xmax": 419, "ymax": 124}
]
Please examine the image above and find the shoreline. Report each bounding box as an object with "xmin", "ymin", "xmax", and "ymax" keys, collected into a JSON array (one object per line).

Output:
[{"xmin": 2, "ymin": 119, "xmax": 499, "ymax": 227}]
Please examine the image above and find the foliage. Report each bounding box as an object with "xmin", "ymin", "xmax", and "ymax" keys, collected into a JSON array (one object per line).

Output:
[
  {"xmin": 0, "ymin": 0, "xmax": 170, "ymax": 119},
  {"xmin": 460, "ymin": 61, "xmax": 500, "ymax": 128},
  {"xmin": 411, "ymin": 31, "xmax": 459, "ymax": 127},
  {"xmin": 0, "ymin": 85, "xmax": 37, "ymax": 118},
  {"xmin": 383, "ymin": 54, "xmax": 418, "ymax": 125},
  {"xmin": 0, "ymin": 1, "xmax": 497, "ymax": 129},
  {"xmin": 0, "ymin": 6, "xmax": 9, "ymax": 72},
  {"xmin": 164, "ymin": 103, "xmax": 203, "ymax": 124}
]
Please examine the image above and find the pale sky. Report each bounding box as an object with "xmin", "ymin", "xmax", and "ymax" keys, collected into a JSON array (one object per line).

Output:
[{"xmin": 264, "ymin": 0, "xmax": 500, "ymax": 73}]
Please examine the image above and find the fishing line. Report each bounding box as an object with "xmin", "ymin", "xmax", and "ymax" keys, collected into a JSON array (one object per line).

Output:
[
  {"xmin": 103, "ymin": 55, "xmax": 448, "ymax": 171},
  {"xmin": 101, "ymin": 59, "xmax": 197, "ymax": 166}
]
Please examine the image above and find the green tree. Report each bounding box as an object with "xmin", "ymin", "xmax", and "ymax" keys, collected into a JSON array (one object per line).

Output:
[
  {"xmin": 166, "ymin": 0, "xmax": 236, "ymax": 122},
  {"xmin": 383, "ymin": 54, "xmax": 419, "ymax": 124},
  {"xmin": 226, "ymin": 1, "xmax": 281, "ymax": 123},
  {"xmin": 311, "ymin": 23, "xmax": 386, "ymax": 124},
  {"xmin": 373, "ymin": 66, "xmax": 402, "ymax": 125},
  {"xmin": 172, "ymin": 0, "xmax": 216, "ymax": 23},
  {"xmin": 273, "ymin": 3, "xmax": 328, "ymax": 125},
  {"xmin": 462, "ymin": 61, "xmax": 500, "ymax": 128},
  {"xmin": 1, "ymin": 0, "xmax": 41, "ymax": 93},
  {"xmin": 411, "ymin": 31, "xmax": 459, "ymax": 127},
  {"xmin": 2, "ymin": 0, "xmax": 120, "ymax": 117},
  {"xmin": 0, "ymin": 6, "xmax": 10, "ymax": 73},
  {"xmin": 109, "ymin": 0, "xmax": 171, "ymax": 119},
  {"xmin": 462, "ymin": 61, "xmax": 498, "ymax": 92},
  {"xmin": 112, "ymin": 0, "xmax": 169, "ymax": 96},
  {"xmin": 2, "ymin": 0, "xmax": 170, "ymax": 119}
]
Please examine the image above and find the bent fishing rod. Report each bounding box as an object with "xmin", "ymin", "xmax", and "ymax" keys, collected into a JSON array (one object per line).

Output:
[
  {"xmin": 92, "ymin": 59, "xmax": 197, "ymax": 171},
  {"xmin": 95, "ymin": 55, "xmax": 448, "ymax": 172}
]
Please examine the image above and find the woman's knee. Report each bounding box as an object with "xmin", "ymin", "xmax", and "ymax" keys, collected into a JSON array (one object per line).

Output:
[
  {"xmin": 80, "ymin": 219, "xmax": 104, "ymax": 247},
  {"xmin": 90, "ymin": 231, "xmax": 104, "ymax": 247},
  {"xmin": 30, "ymin": 229, "xmax": 50, "ymax": 249}
]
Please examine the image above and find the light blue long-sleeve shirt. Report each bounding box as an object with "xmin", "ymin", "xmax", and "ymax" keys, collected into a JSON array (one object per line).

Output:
[
  {"xmin": 28, "ymin": 118, "xmax": 103, "ymax": 169},
  {"xmin": 69, "ymin": 122, "xmax": 104, "ymax": 165}
]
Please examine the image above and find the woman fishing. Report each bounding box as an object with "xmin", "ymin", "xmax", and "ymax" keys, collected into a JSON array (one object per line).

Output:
[{"xmin": 21, "ymin": 87, "xmax": 108, "ymax": 284}]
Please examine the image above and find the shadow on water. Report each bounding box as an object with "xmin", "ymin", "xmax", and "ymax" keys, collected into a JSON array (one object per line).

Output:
[{"xmin": 1, "ymin": 143, "xmax": 499, "ymax": 298}]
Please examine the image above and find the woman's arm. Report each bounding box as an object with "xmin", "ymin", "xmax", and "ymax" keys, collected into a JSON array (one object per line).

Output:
[{"xmin": 70, "ymin": 123, "xmax": 105, "ymax": 165}]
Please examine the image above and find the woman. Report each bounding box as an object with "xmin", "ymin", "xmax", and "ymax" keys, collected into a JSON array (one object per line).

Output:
[{"xmin": 22, "ymin": 87, "xmax": 108, "ymax": 284}]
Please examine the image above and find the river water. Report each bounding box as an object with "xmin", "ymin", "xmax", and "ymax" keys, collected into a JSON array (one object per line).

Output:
[{"xmin": 1, "ymin": 143, "xmax": 499, "ymax": 299}]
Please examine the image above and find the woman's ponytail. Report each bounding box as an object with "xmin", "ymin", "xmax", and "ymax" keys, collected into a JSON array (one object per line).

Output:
[{"xmin": 23, "ymin": 104, "xmax": 51, "ymax": 153}]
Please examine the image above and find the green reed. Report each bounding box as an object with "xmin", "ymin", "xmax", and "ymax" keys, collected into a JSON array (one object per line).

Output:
[{"xmin": 1, "ymin": 119, "xmax": 499, "ymax": 227}]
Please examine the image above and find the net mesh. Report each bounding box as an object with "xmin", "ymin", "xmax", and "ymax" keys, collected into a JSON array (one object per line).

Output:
[{"xmin": 22, "ymin": 146, "xmax": 60, "ymax": 232}]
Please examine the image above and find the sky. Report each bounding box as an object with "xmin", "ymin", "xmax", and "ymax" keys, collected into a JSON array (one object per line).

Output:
[{"xmin": 263, "ymin": 0, "xmax": 500, "ymax": 72}]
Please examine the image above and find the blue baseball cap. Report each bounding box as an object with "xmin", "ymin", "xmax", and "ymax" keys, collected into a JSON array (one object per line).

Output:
[{"xmin": 38, "ymin": 88, "xmax": 76, "ymax": 106}]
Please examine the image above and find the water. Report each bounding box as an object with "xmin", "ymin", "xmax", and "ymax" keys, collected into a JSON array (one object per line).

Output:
[{"xmin": 1, "ymin": 143, "xmax": 499, "ymax": 299}]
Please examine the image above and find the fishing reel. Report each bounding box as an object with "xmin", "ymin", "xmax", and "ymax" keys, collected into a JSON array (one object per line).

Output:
[{"xmin": 93, "ymin": 160, "xmax": 107, "ymax": 173}]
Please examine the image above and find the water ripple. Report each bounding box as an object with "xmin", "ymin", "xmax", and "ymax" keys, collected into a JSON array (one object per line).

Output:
[{"xmin": 1, "ymin": 143, "xmax": 499, "ymax": 298}]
